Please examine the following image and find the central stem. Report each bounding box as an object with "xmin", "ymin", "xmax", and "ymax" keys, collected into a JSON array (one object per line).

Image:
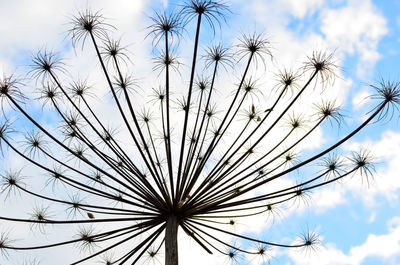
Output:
[{"xmin": 165, "ymin": 215, "xmax": 179, "ymax": 265}]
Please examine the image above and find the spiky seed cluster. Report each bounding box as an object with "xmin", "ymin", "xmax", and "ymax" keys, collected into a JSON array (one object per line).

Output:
[
  {"xmin": 303, "ymin": 51, "xmax": 338, "ymax": 87},
  {"xmin": 314, "ymin": 100, "xmax": 343, "ymax": 126},
  {"xmin": 102, "ymin": 38, "xmax": 130, "ymax": 66},
  {"xmin": 36, "ymin": 82, "xmax": 60, "ymax": 107},
  {"xmin": 113, "ymin": 74, "xmax": 138, "ymax": 97},
  {"xmin": 275, "ymin": 68, "xmax": 301, "ymax": 94},
  {"xmin": 284, "ymin": 113, "xmax": 306, "ymax": 131},
  {"xmin": 77, "ymin": 226, "xmax": 97, "ymax": 251},
  {"xmin": 69, "ymin": 10, "xmax": 113, "ymax": 48},
  {"xmin": 30, "ymin": 206, "xmax": 52, "ymax": 233},
  {"xmin": 348, "ymin": 150, "xmax": 375, "ymax": 185},
  {"xmin": 0, "ymin": 232, "xmax": 11, "ymax": 258},
  {"xmin": 147, "ymin": 11, "xmax": 183, "ymax": 45},
  {"xmin": 69, "ymin": 79, "xmax": 94, "ymax": 101},
  {"xmin": 0, "ymin": 75, "xmax": 26, "ymax": 109},
  {"xmin": 0, "ymin": 118, "xmax": 14, "ymax": 154},
  {"xmin": 318, "ymin": 153, "xmax": 345, "ymax": 179},
  {"xmin": 180, "ymin": 0, "xmax": 229, "ymax": 32},
  {"xmin": 237, "ymin": 32, "xmax": 272, "ymax": 68},
  {"xmin": 23, "ymin": 131, "xmax": 48, "ymax": 158},
  {"xmin": 30, "ymin": 51, "xmax": 65, "ymax": 81},
  {"xmin": 153, "ymin": 52, "xmax": 181, "ymax": 73},
  {"xmin": 370, "ymin": 79, "xmax": 400, "ymax": 121},
  {"xmin": 297, "ymin": 230, "xmax": 321, "ymax": 254},
  {"xmin": 0, "ymin": 169, "xmax": 25, "ymax": 199},
  {"xmin": 203, "ymin": 44, "xmax": 233, "ymax": 70}
]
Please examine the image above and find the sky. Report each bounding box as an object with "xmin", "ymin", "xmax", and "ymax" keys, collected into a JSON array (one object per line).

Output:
[{"xmin": 0, "ymin": 0, "xmax": 400, "ymax": 265}]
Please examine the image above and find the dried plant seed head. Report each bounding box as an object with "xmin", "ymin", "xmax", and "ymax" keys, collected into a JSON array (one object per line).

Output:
[
  {"xmin": 139, "ymin": 108, "xmax": 154, "ymax": 127},
  {"xmin": 348, "ymin": 150, "xmax": 376, "ymax": 186},
  {"xmin": 97, "ymin": 126, "xmax": 119, "ymax": 148},
  {"xmin": 45, "ymin": 165, "xmax": 67, "ymax": 190},
  {"xmin": 67, "ymin": 194, "xmax": 85, "ymax": 218},
  {"xmin": 237, "ymin": 32, "xmax": 272, "ymax": 69},
  {"xmin": 36, "ymin": 81, "xmax": 61, "ymax": 107},
  {"xmin": 239, "ymin": 77, "xmax": 263, "ymax": 102},
  {"xmin": 76, "ymin": 226, "xmax": 97, "ymax": 252},
  {"xmin": 30, "ymin": 50, "xmax": 65, "ymax": 81},
  {"xmin": 0, "ymin": 169, "xmax": 25, "ymax": 199},
  {"xmin": 69, "ymin": 9, "xmax": 113, "ymax": 48},
  {"xmin": 195, "ymin": 76, "xmax": 210, "ymax": 92},
  {"xmin": 284, "ymin": 113, "xmax": 306, "ymax": 131},
  {"xmin": 23, "ymin": 131, "xmax": 49, "ymax": 158},
  {"xmin": 30, "ymin": 205, "xmax": 52, "ymax": 233},
  {"xmin": 180, "ymin": 0, "xmax": 230, "ymax": 33},
  {"xmin": 318, "ymin": 153, "xmax": 345, "ymax": 179},
  {"xmin": 203, "ymin": 43, "xmax": 234, "ymax": 70},
  {"xmin": 303, "ymin": 51, "xmax": 338, "ymax": 88},
  {"xmin": 100, "ymin": 252, "xmax": 115, "ymax": 265},
  {"xmin": 297, "ymin": 230, "xmax": 321, "ymax": 254},
  {"xmin": 147, "ymin": 11, "xmax": 183, "ymax": 45},
  {"xmin": 0, "ymin": 118, "xmax": 14, "ymax": 155},
  {"xmin": 153, "ymin": 51, "xmax": 182, "ymax": 74},
  {"xmin": 112, "ymin": 73, "xmax": 139, "ymax": 98},
  {"xmin": 274, "ymin": 68, "xmax": 301, "ymax": 95},
  {"xmin": 102, "ymin": 37, "xmax": 130, "ymax": 66},
  {"xmin": 63, "ymin": 111, "xmax": 84, "ymax": 130},
  {"xmin": 175, "ymin": 96, "xmax": 192, "ymax": 113},
  {"xmin": 0, "ymin": 74, "xmax": 26, "ymax": 111},
  {"xmin": 293, "ymin": 187, "xmax": 312, "ymax": 206},
  {"xmin": 282, "ymin": 150, "xmax": 299, "ymax": 167},
  {"xmin": 0, "ymin": 232, "xmax": 12, "ymax": 258},
  {"xmin": 69, "ymin": 79, "xmax": 95, "ymax": 102},
  {"xmin": 370, "ymin": 79, "xmax": 400, "ymax": 121},
  {"xmin": 0, "ymin": 2, "xmax": 398, "ymax": 264},
  {"xmin": 240, "ymin": 104, "xmax": 261, "ymax": 122},
  {"xmin": 313, "ymin": 100, "xmax": 344, "ymax": 127}
]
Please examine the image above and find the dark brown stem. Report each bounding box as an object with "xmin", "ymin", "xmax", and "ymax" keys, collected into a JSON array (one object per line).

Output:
[{"xmin": 165, "ymin": 215, "xmax": 179, "ymax": 265}]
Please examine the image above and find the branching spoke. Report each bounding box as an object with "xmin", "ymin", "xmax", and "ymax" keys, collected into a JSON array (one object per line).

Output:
[{"xmin": 0, "ymin": 2, "xmax": 398, "ymax": 264}]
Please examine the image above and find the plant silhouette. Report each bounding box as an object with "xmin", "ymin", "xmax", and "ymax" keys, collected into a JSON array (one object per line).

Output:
[{"xmin": 0, "ymin": 1, "xmax": 399, "ymax": 265}]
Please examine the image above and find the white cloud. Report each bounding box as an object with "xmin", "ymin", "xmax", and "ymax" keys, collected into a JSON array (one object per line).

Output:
[
  {"xmin": 288, "ymin": 216, "xmax": 400, "ymax": 264},
  {"xmin": 352, "ymin": 89, "xmax": 371, "ymax": 111},
  {"xmin": 296, "ymin": 130, "xmax": 400, "ymax": 213},
  {"xmin": 280, "ymin": 0, "xmax": 325, "ymax": 18},
  {"xmin": 368, "ymin": 212, "xmax": 376, "ymax": 223},
  {"xmin": 0, "ymin": 0, "xmax": 146, "ymax": 69},
  {"xmin": 311, "ymin": 186, "xmax": 346, "ymax": 213},
  {"xmin": 320, "ymin": 0, "xmax": 387, "ymax": 77}
]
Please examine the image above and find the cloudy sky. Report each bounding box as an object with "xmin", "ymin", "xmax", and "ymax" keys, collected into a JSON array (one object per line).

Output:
[{"xmin": 0, "ymin": 0, "xmax": 399, "ymax": 264}]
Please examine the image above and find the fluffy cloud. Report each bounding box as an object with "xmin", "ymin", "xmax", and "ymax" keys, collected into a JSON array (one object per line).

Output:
[
  {"xmin": 320, "ymin": 0, "xmax": 387, "ymax": 77},
  {"xmin": 280, "ymin": 0, "xmax": 325, "ymax": 18},
  {"xmin": 0, "ymin": 0, "xmax": 145, "ymax": 73},
  {"xmin": 352, "ymin": 89, "xmax": 371, "ymax": 111},
  {"xmin": 287, "ymin": 216, "xmax": 400, "ymax": 264}
]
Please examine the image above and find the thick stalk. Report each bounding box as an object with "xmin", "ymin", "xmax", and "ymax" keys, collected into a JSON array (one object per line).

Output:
[{"xmin": 165, "ymin": 215, "xmax": 179, "ymax": 265}]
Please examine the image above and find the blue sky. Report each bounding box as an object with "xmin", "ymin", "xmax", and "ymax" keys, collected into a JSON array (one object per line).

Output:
[{"xmin": 0, "ymin": 0, "xmax": 399, "ymax": 264}]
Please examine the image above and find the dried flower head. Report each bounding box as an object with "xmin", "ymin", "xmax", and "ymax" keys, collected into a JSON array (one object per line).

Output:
[
  {"xmin": 69, "ymin": 9, "xmax": 113, "ymax": 48},
  {"xmin": 237, "ymin": 32, "xmax": 272, "ymax": 68},
  {"xmin": 180, "ymin": 0, "xmax": 230, "ymax": 33},
  {"xmin": 147, "ymin": 11, "xmax": 183, "ymax": 45}
]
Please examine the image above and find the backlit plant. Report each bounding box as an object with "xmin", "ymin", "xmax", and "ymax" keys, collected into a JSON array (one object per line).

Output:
[{"xmin": 0, "ymin": 1, "xmax": 399, "ymax": 264}]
